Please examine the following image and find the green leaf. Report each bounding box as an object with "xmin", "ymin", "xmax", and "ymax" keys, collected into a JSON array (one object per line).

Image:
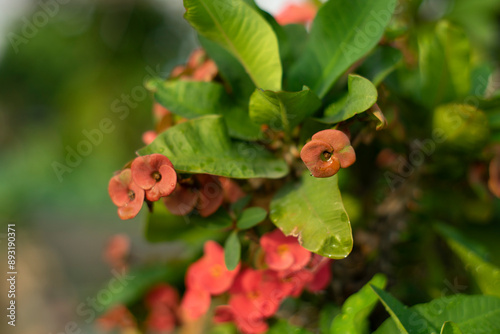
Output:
[
  {"xmin": 224, "ymin": 230, "xmax": 241, "ymax": 270},
  {"xmin": 440, "ymin": 322, "xmax": 463, "ymax": 334},
  {"xmin": 149, "ymin": 78, "xmax": 262, "ymax": 140},
  {"xmin": 199, "ymin": 35, "xmax": 254, "ymax": 101},
  {"xmin": 139, "ymin": 116, "xmax": 289, "ymax": 179},
  {"xmin": 371, "ymin": 286, "xmax": 437, "ymax": 334},
  {"xmin": 236, "ymin": 207, "xmax": 267, "ymax": 229},
  {"xmin": 270, "ymin": 172, "xmax": 353, "ymax": 259},
  {"xmin": 357, "ymin": 46, "xmax": 403, "ymax": 86},
  {"xmin": 436, "ymin": 224, "xmax": 500, "ymax": 297},
  {"xmin": 289, "ymin": 0, "xmax": 396, "ymax": 97},
  {"xmin": 322, "ymin": 75, "xmax": 378, "ymax": 124},
  {"xmin": 374, "ymin": 294, "xmax": 500, "ymax": 334},
  {"xmin": 184, "ymin": 0, "xmax": 282, "ymax": 90},
  {"xmin": 267, "ymin": 320, "xmax": 314, "ymax": 334},
  {"xmin": 249, "ymin": 87, "xmax": 322, "ymax": 132},
  {"xmin": 319, "ymin": 304, "xmax": 341, "ymax": 334},
  {"xmin": 330, "ymin": 274, "xmax": 387, "ymax": 334},
  {"xmin": 418, "ymin": 21, "xmax": 471, "ymax": 107},
  {"xmin": 231, "ymin": 195, "xmax": 252, "ymax": 218}
]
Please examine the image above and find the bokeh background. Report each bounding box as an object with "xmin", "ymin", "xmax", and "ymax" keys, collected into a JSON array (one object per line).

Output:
[
  {"xmin": 0, "ymin": 0, "xmax": 499, "ymax": 333},
  {"xmin": 0, "ymin": 1, "xmax": 304, "ymax": 333}
]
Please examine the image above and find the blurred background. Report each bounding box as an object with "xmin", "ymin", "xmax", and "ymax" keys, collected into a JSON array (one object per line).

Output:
[
  {"xmin": 0, "ymin": 0, "xmax": 305, "ymax": 333},
  {"xmin": 0, "ymin": 0, "xmax": 499, "ymax": 333}
]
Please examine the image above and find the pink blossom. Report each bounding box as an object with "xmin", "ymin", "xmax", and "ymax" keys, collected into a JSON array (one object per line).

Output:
[
  {"xmin": 108, "ymin": 168, "xmax": 145, "ymax": 220},
  {"xmin": 131, "ymin": 154, "xmax": 177, "ymax": 202},
  {"xmin": 180, "ymin": 288, "xmax": 211, "ymax": 322},
  {"xmin": 96, "ymin": 305, "xmax": 136, "ymax": 332},
  {"xmin": 275, "ymin": 3, "xmax": 317, "ymax": 26},
  {"xmin": 142, "ymin": 130, "xmax": 158, "ymax": 145},
  {"xmin": 186, "ymin": 241, "xmax": 240, "ymax": 294},
  {"xmin": 145, "ymin": 283, "xmax": 179, "ymax": 311},
  {"xmin": 301, "ymin": 129, "xmax": 356, "ymax": 178},
  {"xmin": 163, "ymin": 175, "xmax": 224, "ymax": 217},
  {"xmin": 219, "ymin": 177, "xmax": 246, "ymax": 203},
  {"xmin": 103, "ymin": 234, "xmax": 130, "ymax": 270},
  {"xmin": 260, "ymin": 229, "xmax": 311, "ymax": 272}
]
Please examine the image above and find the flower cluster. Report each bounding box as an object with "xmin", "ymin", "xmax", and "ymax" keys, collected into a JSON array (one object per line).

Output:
[
  {"xmin": 301, "ymin": 129, "xmax": 356, "ymax": 178},
  {"xmin": 108, "ymin": 153, "xmax": 177, "ymax": 219},
  {"xmin": 180, "ymin": 230, "xmax": 332, "ymax": 334}
]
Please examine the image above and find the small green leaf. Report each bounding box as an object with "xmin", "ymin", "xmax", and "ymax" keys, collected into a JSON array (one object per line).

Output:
[
  {"xmin": 139, "ymin": 116, "xmax": 289, "ymax": 179},
  {"xmin": 231, "ymin": 195, "xmax": 252, "ymax": 218},
  {"xmin": 289, "ymin": 0, "xmax": 396, "ymax": 97},
  {"xmin": 322, "ymin": 75, "xmax": 378, "ymax": 124},
  {"xmin": 330, "ymin": 274, "xmax": 387, "ymax": 334},
  {"xmin": 184, "ymin": 0, "xmax": 282, "ymax": 90},
  {"xmin": 224, "ymin": 230, "xmax": 241, "ymax": 270},
  {"xmin": 149, "ymin": 78, "xmax": 262, "ymax": 140},
  {"xmin": 236, "ymin": 207, "xmax": 267, "ymax": 230},
  {"xmin": 249, "ymin": 87, "xmax": 322, "ymax": 132},
  {"xmin": 270, "ymin": 172, "xmax": 353, "ymax": 259},
  {"xmin": 440, "ymin": 322, "xmax": 463, "ymax": 334},
  {"xmin": 371, "ymin": 286, "xmax": 437, "ymax": 334}
]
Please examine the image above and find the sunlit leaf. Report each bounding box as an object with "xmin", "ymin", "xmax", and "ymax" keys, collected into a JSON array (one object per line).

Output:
[{"xmin": 270, "ymin": 172, "xmax": 353, "ymax": 259}]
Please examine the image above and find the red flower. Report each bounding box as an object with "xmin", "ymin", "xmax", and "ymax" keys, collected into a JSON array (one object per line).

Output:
[
  {"xmin": 186, "ymin": 241, "xmax": 240, "ymax": 294},
  {"xmin": 108, "ymin": 168, "xmax": 145, "ymax": 220},
  {"xmin": 142, "ymin": 130, "xmax": 158, "ymax": 145},
  {"xmin": 131, "ymin": 154, "xmax": 177, "ymax": 202},
  {"xmin": 96, "ymin": 305, "xmax": 136, "ymax": 332},
  {"xmin": 219, "ymin": 177, "xmax": 246, "ymax": 203},
  {"xmin": 180, "ymin": 288, "xmax": 211, "ymax": 322},
  {"xmin": 163, "ymin": 175, "xmax": 224, "ymax": 217},
  {"xmin": 260, "ymin": 229, "xmax": 311, "ymax": 272},
  {"xmin": 307, "ymin": 258, "xmax": 332, "ymax": 292},
  {"xmin": 145, "ymin": 283, "xmax": 179, "ymax": 311},
  {"xmin": 180, "ymin": 241, "xmax": 240, "ymax": 321},
  {"xmin": 103, "ymin": 234, "xmax": 130, "ymax": 270},
  {"xmin": 300, "ymin": 129, "xmax": 356, "ymax": 178},
  {"xmin": 275, "ymin": 3, "xmax": 317, "ymax": 26}
]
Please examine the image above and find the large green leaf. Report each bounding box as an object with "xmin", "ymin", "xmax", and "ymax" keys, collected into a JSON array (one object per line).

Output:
[
  {"xmin": 418, "ymin": 21, "xmax": 471, "ymax": 107},
  {"xmin": 249, "ymin": 87, "xmax": 322, "ymax": 132},
  {"xmin": 374, "ymin": 294, "xmax": 500, "ymax": 334},
  {"xmin": 269, "ymin": 172, "xmax": 353, "ymax": 259},
  {"xmin": 371, "ymin": 286, "xmax": 438, "ymax": 334},
  {"xmin": 436, "ymin": 224, "xmax": 500, "ymax": 297},
  {"xmin": 288, "ymin": 0, "xmax": 396, "ymax": 97},
  {"xmin": 138, "ymin": 116, "xmax": 289, "ymax": 179},
  {"xmin": 149, "ymin": 78, "xmax": 262, "ymax": 140},
  {"xmin": 199, "ymin": 35, "xmax": 255, "ymax": 101},
  {"xmin": 330, "ymin": 274, "xmax": 387, "ymax": 334},
  {"xmin": 184, "ymin": 0, "xmax": 282, "ymax": 90},
  {"xmin": 322, "ymin": 75, "xmax": 378, "ymax": 124}
]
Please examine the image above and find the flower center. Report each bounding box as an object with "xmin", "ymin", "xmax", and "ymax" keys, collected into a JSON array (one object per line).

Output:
[
  {"xmin": 321, "ymin": 150, "xmax": 332, "ymax": 161},
  {"xmin": 210, "ymin": 264, "xmax": 223, "ymax": 277},
  {"xmin": 128, "ymin": 190, "xmax": 135, "ymax": 201},
  {"xmin": 152, "ymin": 171, "xmax": 162, "ymax": 182},
  {"xmin": 277, "ymin": 244, "xmax": 289, "ymax": 255}
]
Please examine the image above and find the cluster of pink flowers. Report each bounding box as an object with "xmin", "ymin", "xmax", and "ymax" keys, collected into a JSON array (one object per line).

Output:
[
  {"xmin": 180, "ymin": 230, "xmax": 332, "ymax": 334},
  {"xmin": 108, "ymin": 153, "xmax": 177, "ymax": 219},
  {"xmin": 108, "ymin": 154, "xmax": 245, "ymax": 220}
]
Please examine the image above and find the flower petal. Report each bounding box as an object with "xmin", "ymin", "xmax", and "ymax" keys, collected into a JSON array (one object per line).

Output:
[
  {"xmin": 196, "ymin": 175, "xmax": 224, "ymax": 217},
  {"xmin": 163, "ymin": 184, "xmax": 198, "ymax": 215},
  {"xmin": 108, "ymin": 169, "xmax": 133, "ymax": 206},
  {"xmin": 300, "ymin": 140, "xmax": 340, "ymax": 178}
]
